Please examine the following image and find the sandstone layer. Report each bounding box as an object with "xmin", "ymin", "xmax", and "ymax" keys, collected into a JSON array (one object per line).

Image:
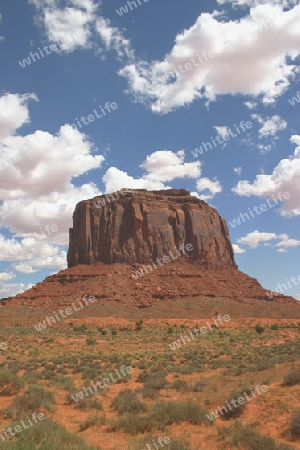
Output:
[{"xmin": 67, "ymin": 189, "xmax": 237, "ymax": 269}]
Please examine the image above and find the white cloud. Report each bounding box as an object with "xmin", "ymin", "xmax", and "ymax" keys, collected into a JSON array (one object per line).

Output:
[
  {"xmin": 102, "ymin": 150, "xmax": 222, "ymax": 202},
  {"xmin": 103, "ymin": 150, "xmax": 201, "ymax": 193},
  {"xmin": 232, "ymin": 244, "xmax": 246, "ymax": 253},
  {"xmin": 214, "ymin": 126, "xmax": 230, "ymax": 140},
  {"xmin": 275, "ymin": 236, "xmax": 300, "ymax": 249},
  {"xmin": 234, "ymin": 166, "xmax": 242, "ymax": 175},
  {"xmin": 233, "ymin": 135, "xmax": 300, "ymax": 216},
  {"xmin": 0, "ymin": 272, "xmax": 16, "ymax": 283},
  {"xmin": 0, "ymin": 282, "xmax": 34, "ymax": 299},
  {"xmin": 251, "ymin": 114, "xmax": 287, "ymax": 138},
  {"xmin": 217, "ymin": 0, "xmax": 298, "ymax": 7},
  {"xmin": 119, "ymin": 3, "xmax": 300, "ymax": 113},
  {"xmin": 95, "ymin": 17, "xmax": 133, "ymax": 59},
  {"xmin": 29, "ymin": 0, "xmax": 98, "ymax": 52},
  {"xmin": 244, "ymin": 101, "xmax": 257, "ymax": 109},
  {"xmin": 0, "ymin": 93, "xmax": 37, "ymax": 140},
  {"xmin": 236, "ymin": 230, "xmax": 300, "ymax": 251},
  {"xmin": 237, "ymin": 230, "xmax": 277, "ymax": 248},
  {"xmin": 0, "ymin": 13, "xmax": 4, "ymax": 43},
  {"xmin": 0, "ymin": 92, "xmax": 104, "ymax": 275},
  {"xmin": 196, "ymin": 178, "xmax": 222, "ymax": 200},
  {"xmin": 0, "ymin": 93, "xmax": 104, "ymax": 238},
  {"xmin": 12, "ymin": 263, "xmax": 38, "ymax": 274}
]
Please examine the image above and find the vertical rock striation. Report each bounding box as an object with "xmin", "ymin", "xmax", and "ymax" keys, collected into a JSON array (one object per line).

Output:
[{"xmin": 67, "ymin": 189, "xmax": 237, "ymax": 269}]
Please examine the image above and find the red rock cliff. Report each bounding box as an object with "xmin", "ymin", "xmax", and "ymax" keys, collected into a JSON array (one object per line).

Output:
[{"xmin": 67, "ymin": 189, "xmax": 237, "ymax": 269}]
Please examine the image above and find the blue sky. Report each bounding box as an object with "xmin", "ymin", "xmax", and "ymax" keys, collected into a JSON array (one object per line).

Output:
[{"xmin": 0, "ymin": 0, "xmax": 300, "ymax": 299}]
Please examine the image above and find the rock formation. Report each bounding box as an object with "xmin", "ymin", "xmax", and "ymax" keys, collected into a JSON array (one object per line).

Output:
[{"xmin": 67, "ymin": 189, "xmax": 237, "ymax": 269}]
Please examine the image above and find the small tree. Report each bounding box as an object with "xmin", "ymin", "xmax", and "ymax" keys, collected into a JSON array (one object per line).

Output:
[{"xmin": 255, "ymin": 323, "xmax": 265, "ymax": 334}]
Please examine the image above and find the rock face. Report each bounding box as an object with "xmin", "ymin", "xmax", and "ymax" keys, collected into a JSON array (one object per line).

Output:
[{"xmin": 67, "ymin": 189, "xmax": 237, "ymax": 269}]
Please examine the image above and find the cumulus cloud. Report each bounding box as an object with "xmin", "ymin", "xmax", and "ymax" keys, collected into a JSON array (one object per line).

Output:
[
  {"xmin": 0, "ymin": 92, "xmax": 104, "ymax": 278},
  {"xmin": 119, "ymin": 3, "xmax": 300, "ymax": 113},
  {"xmin": 236, "ymin": 230, "xmax": 300, "ymax": 251},
  {"xmin": 29, "ymin": 0, "xmax": 98, "ymax": 52},
  {"xmin": 196, "ymin": 178, "xmax": 222, "ymax": 201},
  {"xmin": 232, "ymin": 244, "xmax": 246, "ymax": 253},
  {"xmin": 251, "ymin": 114, "xmax": 287, "ymax": 138},
  {"xmin": 95, "ymin": 17, "xmax": 133, "ymax": 59},
  {"xmin": 102, "ymin": 150, "xmax": 221, "ymax": 201},
  {"xmin": 233, "ymin": 135, "xmax": 300, "ymax": 216},
  {"xmin": 0, "ymin": 282, "xmax": 34, "ymax": 299},
  {"xmin": 237, "ymin": 230, "xmax": 278, "ymax": 248},
  {"xmin": 0, "ymin": 93, "xmax": 37, "ymax": 140},
  {"xmin": 234, "ymin": 166, "xmax": 242, "ymax": 175},
  {"xmin": 103, "ymin": 150, "xmax": 202, "ymax": 192},
  {"xmin": 0, "ymin": 272, "xmax": 16, "ymax": 283}
]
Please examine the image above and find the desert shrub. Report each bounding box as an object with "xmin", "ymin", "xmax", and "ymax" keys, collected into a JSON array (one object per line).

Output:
[
  {"xmin": 222, "ymin": 390, "xmax": 247, "ymax": 420},
  {"xmin": 290, "ymin": 409, "xmax": 300, "ymax": 439},
  {"xmin": 0, "ymin": 418, "xmax": 96, "ymax": 449},
  {"xmin": 79, "ymin": 414, "xmax": 106, "ymax": 431},
  {"xmin": 150, "ymin": 401, "xmax": 211, "ymax": 427},
  {"xmin": 284, "ymin": 368, "xmax": 300, "ymax": 386},
  {"xmin": 109, "ymin": 414, "xmax": 155, "ymax": 436},
  {"xmin": 51, "ymin": 375, "xmax": 74, "ymax": 392},
  {"xmin": 86, "ymin": 338, "xmax": 97, "ymax": 346},
  {"xmin": 136, "ymin": 387, "xmax": 158, "ymax": 399},
  {"xmin": 0, "ymin": 369, "xmax": 23, "ymax": 396},
  {"xmin": 189, "ymin": 378, "xmax": 209, "ymax": 392},
  {"xmin": 171, "ymin": 379, "xmax": 188, "ymax": 391},
  {"xmin": 255, "ymin": 323, "xmax": 265, "ymax": 334},
  {"xmin": 271, "ymin": 323, "xmax": 279, "ymax": 330},
  {"xmin": 66, "ymin": 390, "xmax": 103, "ymax": 411},
  {"xmin": 6, "ymin": 385, "xmax": 55, "ymax": 419},
  {"xmin": 111, "ymin": 389, "xmax": 146, "ymax": 415},
  {"xmin": 218, "ymin": 421, "xmax": 294, "ymax": 450}
]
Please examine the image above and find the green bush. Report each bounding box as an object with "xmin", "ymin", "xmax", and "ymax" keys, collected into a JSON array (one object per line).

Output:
[
  {"xmin": 150, "ymin": 401, "xmax": 211, "ymax": 427},
  {"xmin": 79, "ymin": 414, "xmax": 106, "ymax": 432},
  {"xmin": 66, "ymin": 390, "xmax": 103, "ymax": 411},
  {"xmin": 218, "ymin": 421, "xmax": 293, "ymax": 450},
  {"xmin": 284, "ymin": 368, "xmax": 300, "ymax": 386},
  {"xmin": 255, "ymin": 323, "xmax": 265, "ymax": 334},
  {"xmin": 111, "ymin": 389, "xmax": 146, "ymax": 415},
  {"xmin": 6, "ymin": 385, "xmax": 55, "ymax": 419},
  {"xmin": 0, "ymin": 418, "xmax": 96, "ymax": 449},
  {"xmin": 109, "ymin": 413, "xmax": 155, "ymax": 436},
  {"xmin": 0, "ymin": 370, "xmax": 23, "ymax": 396},
  {"xmin": 222, "ymin": 390, "xmax": 247, "ymax": 420},
  {"xmin": 271, "ymin": 323, "xmax": 279, "ymax": 330}
]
